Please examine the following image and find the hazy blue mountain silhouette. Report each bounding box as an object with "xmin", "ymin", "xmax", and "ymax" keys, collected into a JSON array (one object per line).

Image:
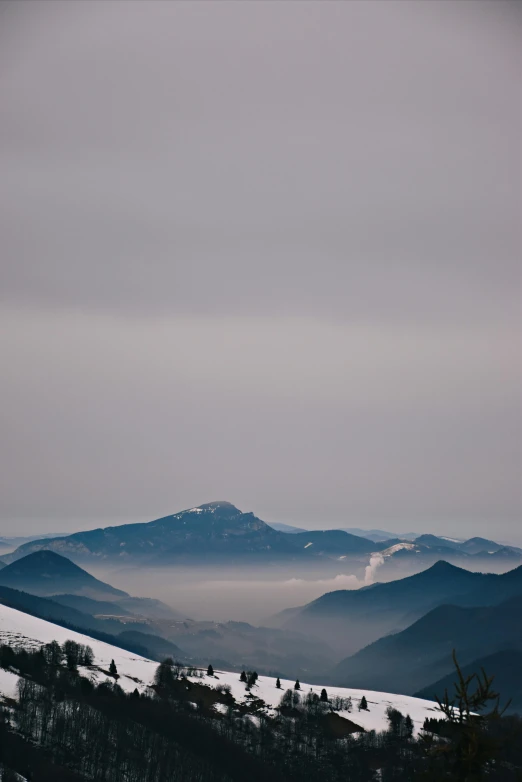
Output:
[
  {"xmin": 333, "ymin": 594, "xmax": 522, "ymax": 694},
  {"xmin": 0, "ymin": 550, "xmax": 127, "ymax": 599}
]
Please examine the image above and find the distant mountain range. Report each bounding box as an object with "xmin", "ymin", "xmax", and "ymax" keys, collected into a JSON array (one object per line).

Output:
[
  {"xmin": 3, "ymin": 502, "xmax": 304, "ymax": 564},
  {"xmin": 5, "ymin": 501, "xmax": 520, "ymax": 571},
  {"xmin": 270, "ymin": 523, "xmax": 420, "ymax": 542},
  {"xmin": 0, "ymin": 531, "xmax": 67, "ymax": 556}
]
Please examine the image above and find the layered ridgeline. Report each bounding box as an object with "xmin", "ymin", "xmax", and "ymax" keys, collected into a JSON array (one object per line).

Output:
[
  {"xmin": 0, "ymin": 551, "xmax": 189, "ymax": 661},
  {"xmin": 272, "ymin": 561, "xmax": 522, "ymax": 656},
  {"xmin": 0, "ymin": 551, "xmax": 338, "ymax": 678},
  {"xmin": 4, "ymin": 501, "xmax": 520, "ymax": 570},
  {"xmin": 0, "ymin": 551, "xmax": 182, "ymax": 620},
  {"xmin": 414, "ymin": 650, "xmax": 522, "ymax": 715},
  {"xmin": 334, "ymin": 595, "xmax": 522, "ymax": 697}
]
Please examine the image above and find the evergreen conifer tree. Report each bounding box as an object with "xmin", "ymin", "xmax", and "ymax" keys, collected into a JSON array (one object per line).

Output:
[
  {"xmin": 294, "ymin": 679, "xmax": 300, "ymax": 690},
  {"xmin": 276, "ymin": 677, "xmax": 281, "ymax": 689},
  {"xmin": 109, "ymin": 659, "xmax": 118, "ymax": 677},
  {"xmin": 359, "ymin": 695, "xmax": 368, "ymax": 710},
  {"xmin": 207, "ymin": 664, "xmax": 214, "ymax": 676},
  {"xmin": 240, "ymin": 670, "xmax": 247, "ymax": 682},
  {"xmin": 320, "ymin": 688, "xmax": 328, "ymax": 702}
]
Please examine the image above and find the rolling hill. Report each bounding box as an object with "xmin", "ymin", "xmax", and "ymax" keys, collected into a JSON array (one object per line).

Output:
[
  {"xmin": 0, "ymin": 550, "xmax": 127, "ymax": 600},
  {"xmin": 278, "ymin": 561, "xmax": 522, "ymax": 656}
]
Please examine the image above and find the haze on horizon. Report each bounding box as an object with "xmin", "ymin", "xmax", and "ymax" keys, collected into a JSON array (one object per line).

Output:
[{"xmin": 1, "ymin": 1, "xmax": 520, "ymax": 542}]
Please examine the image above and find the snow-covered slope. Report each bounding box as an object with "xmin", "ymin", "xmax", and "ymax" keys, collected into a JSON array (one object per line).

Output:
[
  {"xmin": 201, "ymin": 670, "xmax": 440, "ymax": 734},
  {"xmin": 0, "ymin": 602, "xmax": 157, "ymax": 694},
  {"xmin": 0, "ymin": 603, "xmax": 441, "ymax": 734}
]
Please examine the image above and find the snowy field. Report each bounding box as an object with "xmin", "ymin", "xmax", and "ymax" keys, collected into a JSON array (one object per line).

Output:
[
  {"xmin": 202, "ymin": 669, "xmax": 441, "ymax": 734},
  {"xmin": 0, "ymin": 602, "xmax": 158, "ymax": 694},
  {"xmin": 0, "ymin": 603, "xmax": 440, "ymax": 734}
]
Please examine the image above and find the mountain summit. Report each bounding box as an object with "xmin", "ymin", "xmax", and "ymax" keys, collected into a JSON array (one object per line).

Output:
[{"xmin": 5, "ymin": 502, "xmax": 300, "ymax": 564}]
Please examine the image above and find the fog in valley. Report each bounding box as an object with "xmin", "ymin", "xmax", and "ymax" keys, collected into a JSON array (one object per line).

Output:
[
  {"xmin": 84, "ymin": 563, "xmax": 364, "ymax": 623},
  {"xmin": 85, "ymin": 554, "xmax": 516, "ymax": 626}
]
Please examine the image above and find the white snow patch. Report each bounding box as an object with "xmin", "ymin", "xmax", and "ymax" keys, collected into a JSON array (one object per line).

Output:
[
  {"xmin": 0, "ymin": 667, "xmax": 19, "ymax": 700},
  {"xmin": 381, "ymin": 543, "xmax": 418, "ymax": 556}
]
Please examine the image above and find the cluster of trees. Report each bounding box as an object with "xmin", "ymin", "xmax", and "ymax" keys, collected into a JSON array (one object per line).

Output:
[
  {"xmin": 153, "ymin": 658, "xmax": 205, "ymax": 690},
  {"xmin": 0, "ymin": 642, "xmax": 521, "ymax": 781},
  {"xmin": 330, "ymin": 694, "xmax": 353, "ymax": 712},
  {"xmin": 0, "ymin": 639, "xmax": 94, "ymax": 678},
  {"xmin": 239, "ymin": 670, "xmax": 258, "ymax": 688}
]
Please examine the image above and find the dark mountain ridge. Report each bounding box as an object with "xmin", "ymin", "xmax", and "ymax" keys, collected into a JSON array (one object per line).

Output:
[
  {"xmin": 280, "ymin": 561, "xmax": 522, "ymax": 656},
  {"xmin": 0, "ymin": 550, "xmax": 127, "ymax": 599},
  {"xmin": 333, "ymin": 594, "xmax": 522, "ymax": 694},
  {"xmin": 414, "ymin": 649, "xmax": 522, "ymax": 714}
]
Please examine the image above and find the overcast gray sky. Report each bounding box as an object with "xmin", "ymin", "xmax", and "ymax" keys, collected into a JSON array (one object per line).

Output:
[{"xmin": 0, "ymin": 0, "xmax": 520, "ymax": 541}]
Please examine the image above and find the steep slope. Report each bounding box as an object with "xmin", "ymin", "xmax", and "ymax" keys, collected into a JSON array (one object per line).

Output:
[
  {"xmin": 334, "ymin": 595, "xmax": 522, "ymax": 694},
  {"xmin": 281, "ymin": 561, "xmax": 522, "ymax": 656},
  {"xmin": 414, "ymin": 649, "xmax": 522, "ymax": 714},
  {"xmin": 5, "ymin": 502, "xmax": 305, "ymax": 564},
  {"xmin": 0, "ymin": 601, "xmax": 441, "ymax": 735},
  {"xmin": 0, "ymin": 550, "xmax": 127, "ymax": 599},
  {"xmin": 0, "ymin": 583, "xmax": 186, "ymax": 660},
  {"xmin": 0, "ymin": 583, "xmax": 119, "ymax": 630}
]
